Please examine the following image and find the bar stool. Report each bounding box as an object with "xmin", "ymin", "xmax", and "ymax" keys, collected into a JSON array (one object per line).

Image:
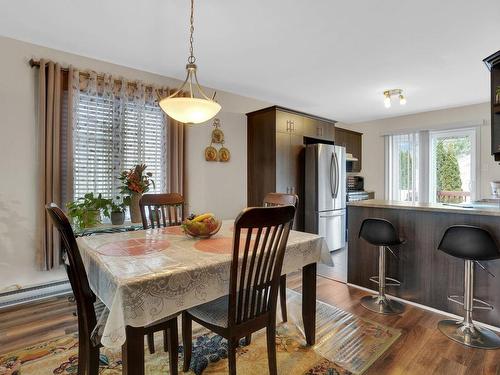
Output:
[
  {"xmin": 437, "ymin": 225, "xmax": 500, "ymax": 349},
  {"xmin": 359, "ymin": 218, "xmax": 405, "ymax": 315}
]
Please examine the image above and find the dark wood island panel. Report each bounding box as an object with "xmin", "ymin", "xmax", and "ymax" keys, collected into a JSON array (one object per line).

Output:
[{"xmin": 348, "ymin": 203, "xmax": 500, "ymax": 328}]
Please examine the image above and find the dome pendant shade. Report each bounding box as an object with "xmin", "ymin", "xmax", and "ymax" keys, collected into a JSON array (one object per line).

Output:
[{"xmin": 159, "ymin": 97, "xmax": 221, "ymax": 124}]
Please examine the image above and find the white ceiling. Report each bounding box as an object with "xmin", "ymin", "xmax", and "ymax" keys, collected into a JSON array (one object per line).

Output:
[{"xmin": 1, "ymin": 0, "xmax": 499, "ymax": 123}]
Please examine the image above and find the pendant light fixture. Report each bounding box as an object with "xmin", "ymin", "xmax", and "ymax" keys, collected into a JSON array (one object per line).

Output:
[{"xmin": 158, "ymin": 0, "xmax": 221, "ymax": 124}]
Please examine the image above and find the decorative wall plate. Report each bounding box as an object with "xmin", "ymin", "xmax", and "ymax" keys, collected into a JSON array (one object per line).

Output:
[
  {"xmin": 218, "ymin": 147, "xmax": 230, "ymax": 162},
  {"xmin": 211, "ymin": 128, "xmax": 224, "ymax": 144},
  {"xmin": 205, "ymin": 146, "xmax": 218, "ymax": 161}
]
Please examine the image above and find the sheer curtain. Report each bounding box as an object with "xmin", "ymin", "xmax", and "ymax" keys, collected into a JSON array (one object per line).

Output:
[
  {"xmin": 69, "ymin": 70, "xmax": 182, "ymax": 201},
  {"xmin": 385, "ymin": 132, "xmax": 420, "ymax": 202}
]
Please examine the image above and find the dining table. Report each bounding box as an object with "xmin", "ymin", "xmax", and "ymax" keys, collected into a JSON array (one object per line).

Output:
[{"xmin": 77, "ymin": 219, "xmax": 331, "ymax": 375}]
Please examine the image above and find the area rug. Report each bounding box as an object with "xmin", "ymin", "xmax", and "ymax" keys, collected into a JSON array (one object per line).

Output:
[{"xmin": 0, "ymin": 290, "xmax": 401, "ymax": 375}]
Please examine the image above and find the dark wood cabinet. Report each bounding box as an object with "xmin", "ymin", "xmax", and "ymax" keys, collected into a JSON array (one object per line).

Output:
[
  {"xmin": 333, "ymin": 127, "xmax": 363, "ymax": 172},
  {"xmin": 484, "ymin": 50, "xmax": 500, "ymax": 161},
  {"xmin": 247, "ymin": 106, "xmax": 336, "ymax": 230}
]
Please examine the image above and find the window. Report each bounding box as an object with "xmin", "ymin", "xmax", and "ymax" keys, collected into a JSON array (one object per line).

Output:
[
  {"xmin": 385, "ymin": 127, "xmax": 479, "ymax": 203},
  {"xmin": 385, "ymin": 132, "xmax": 419, "ymax": 202},
  {"xmin": 429, "ymin": 128, "xmax": 477, "ymax": 203},
  {"xmin": 72, "ymin": 88, "xmax": 166, "ymax": 201}
]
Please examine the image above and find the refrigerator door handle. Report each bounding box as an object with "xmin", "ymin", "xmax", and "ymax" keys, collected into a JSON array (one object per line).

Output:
[
  {"xmin": 333, "ymin": 151, "xmax": 339, "ymax": 198},
  {"xmin": 329, "ymin": 152, "xmax": 335, "ymax": 198},
  {"xmin": 319, "ymin": 210, "xmax": 345, "ymax": 218}
]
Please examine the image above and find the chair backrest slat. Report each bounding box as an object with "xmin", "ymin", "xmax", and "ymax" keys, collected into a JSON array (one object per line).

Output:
[
  {"xmin": 139, "ymin": 193, "xmax": 185, "ymax": 229},
  {"xmin": 250, "ymin": 226, "xmax": 272, "ymax": 317},
  {"xmin": 228, "ymin": 206, "xmax": 295, "ymax": 328},
  {"xmin": 244, "ymin": 227, "xmax": 262, "ymax": 320},
  {"xmin": 45, "ymin": 203, "xmax": 97, "ymax": 339}
]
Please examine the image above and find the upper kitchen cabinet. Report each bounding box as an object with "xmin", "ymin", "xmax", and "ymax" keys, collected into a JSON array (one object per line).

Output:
[
  {"xmin": 247, "ymin": 106, "xmax": 336, "ymax": 229},
  {"xmin": 333, "ymin": 127, "xmax": 363, "ymax": 172},
  {"xmin": 302, "ymin": 117, "xmax": 335, "ymax": 140},
  {"xmin": 484, "ymin": 50, "xmax": 500, "ymax": 161}
]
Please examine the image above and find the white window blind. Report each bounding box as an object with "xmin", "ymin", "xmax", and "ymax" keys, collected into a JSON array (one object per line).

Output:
[{"xmin": 73, "ymin": 91, "xmax": 166, "ymax": 201}]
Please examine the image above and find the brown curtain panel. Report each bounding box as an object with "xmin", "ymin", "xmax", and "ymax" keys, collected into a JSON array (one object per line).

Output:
[
  {"xmin": 167, "ymin": 118, "xmax": 185, "ymax": 196},
  {"xmin": 37, "ymin": 60, "xmax": 71, "ymax": 270}
]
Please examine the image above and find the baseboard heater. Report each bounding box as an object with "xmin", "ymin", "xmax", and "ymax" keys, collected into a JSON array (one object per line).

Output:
[{"xmin": 0, "ymin": 280, "xmax": 72, "ymax": 310}]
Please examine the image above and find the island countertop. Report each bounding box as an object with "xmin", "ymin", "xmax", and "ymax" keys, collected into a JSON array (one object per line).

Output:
[{"xmin": 347, "ymin": 199, "xmax": 500, "ymax": 217}]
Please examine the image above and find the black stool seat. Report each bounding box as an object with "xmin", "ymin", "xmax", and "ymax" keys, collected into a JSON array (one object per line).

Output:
[
  {"xmin": 439, "ymin": 225, "xmax": 500, "ymax": 261},
  {"xmin": 359, "ymin": 218, "xmax": 404, "ymax": 246}
]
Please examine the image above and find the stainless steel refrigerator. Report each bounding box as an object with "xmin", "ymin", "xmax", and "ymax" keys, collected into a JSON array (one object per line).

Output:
[{"xmin": 304, "ymin": 143, "xmax": 346, "ymax": 252}]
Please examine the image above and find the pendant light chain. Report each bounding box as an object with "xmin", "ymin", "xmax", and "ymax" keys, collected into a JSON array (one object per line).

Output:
[
  {"xmin": 188, "ymin": 0, "xmax": 196, "ymax": 64},
  {"xmin": 158, "ymin": 0, "xmax": 221, "ymax": 124}
]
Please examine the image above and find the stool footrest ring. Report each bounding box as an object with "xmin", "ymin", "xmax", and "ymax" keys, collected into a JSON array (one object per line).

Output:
[
  {"xmin": 447, "ymin": 295, "xmax": 494, "ymax": 310},
  {"xmin": 369, "ymin": 276, "xmax": 401, "ymax": 287}
]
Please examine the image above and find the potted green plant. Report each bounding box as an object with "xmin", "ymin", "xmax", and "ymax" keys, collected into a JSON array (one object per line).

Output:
[
  {"xmin": 109, "ymin": 196, "xmax": 128, "ymax": 225},
  {"xmin": 67, "ymin": 193, "xmax": 112, "ymax": 229},
  {"xmin": 118, "ymin": 164, "xmax": 154, "ymax": 223}
]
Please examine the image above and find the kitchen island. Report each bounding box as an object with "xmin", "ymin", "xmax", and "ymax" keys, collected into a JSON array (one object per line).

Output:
[{"xmin": 348, "ymin": 199, "xmax": 500, "ymax": 328}]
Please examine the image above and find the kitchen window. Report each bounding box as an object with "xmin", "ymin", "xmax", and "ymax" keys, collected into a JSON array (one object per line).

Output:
[
  {"xmin": 429, "ymin": 128, "xmax": 477, "ymax": 203},
  {"xmin": 385, "ymin": 127, "xmax": 479, "ymax": 203}
]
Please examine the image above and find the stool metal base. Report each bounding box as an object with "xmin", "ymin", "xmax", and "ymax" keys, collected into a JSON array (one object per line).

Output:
[
  {"xmin": 360, "ymin": 294, "xmax": 405, "ymax": 315},
  {"xmin": 438, "ymin": 319, "xmax": 500, "ymax": 349}
]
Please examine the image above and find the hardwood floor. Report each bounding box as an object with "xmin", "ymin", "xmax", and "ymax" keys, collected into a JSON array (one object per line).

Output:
[
  {"xmin": 0, "ymin": 294, "xmax": 77, "ymax": 354},
  {"xmin": 1, "ymin": 276, "xmax": 500, "ymax": 374}
]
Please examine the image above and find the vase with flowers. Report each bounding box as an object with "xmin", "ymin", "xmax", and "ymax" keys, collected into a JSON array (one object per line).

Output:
[{"xmin": 118, "ymin": 164, "xmax": 155, "ymax": 223}]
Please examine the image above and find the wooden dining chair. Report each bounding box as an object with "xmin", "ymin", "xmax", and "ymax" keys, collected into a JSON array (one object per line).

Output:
[
  {"xmin": 139, "ymin": 193, "xmax": 185, "ymax": 229},
  {"xmin": 46, "ymin": 203, "xmax": 179, "ymax": 375},
  {"xmin": 139, "ymin": 192, "xmax": 184, "ymax": 353},
  {"xmin": 182, "ymin": 205, "xmax": 296, "ymax": 375},
  {"xmin": 263, "ymin": 193, "xmax": 299, "ymax": 328}
]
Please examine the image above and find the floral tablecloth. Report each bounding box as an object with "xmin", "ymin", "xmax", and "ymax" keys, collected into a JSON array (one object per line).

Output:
[{"xmin": 77, "ymin": 220, "xmax": 331, "ymax": 348}]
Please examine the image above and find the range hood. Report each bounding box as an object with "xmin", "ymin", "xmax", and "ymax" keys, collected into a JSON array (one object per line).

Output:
[{"xmin": 346, "ymin": 153, "xmax": 358, "ymax": 162}]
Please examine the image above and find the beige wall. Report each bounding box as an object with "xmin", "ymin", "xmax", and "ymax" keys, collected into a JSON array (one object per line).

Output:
[
  {"xmin": 342, "ymin": 103, "xmax": 500, "ymax": 200},
  {"xmin": 0, "ymin": 36, "xmax": 269, "ymax": 291}
]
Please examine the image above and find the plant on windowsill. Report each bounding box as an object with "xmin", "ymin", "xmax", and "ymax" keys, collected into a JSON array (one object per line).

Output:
[
  {"xmin": 109, "ymin": 195, "xmax": 129, "ymax": 225},
  {"xmin": 118, "ymin": 164, "xmax": 155, "ymax": 223},
  {"xmin": 66, "ymin": 193, "xmax": 112, "ymax": 229}
]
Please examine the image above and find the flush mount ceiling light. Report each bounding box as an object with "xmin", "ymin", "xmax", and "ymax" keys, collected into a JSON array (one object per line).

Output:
[
  {"xmin": 158, "ymin": 0, "xmax": 221, "ymax": 124},
  {"xmin": 383, "ymin": 89, "xmax": 406, "ymax": 108}
]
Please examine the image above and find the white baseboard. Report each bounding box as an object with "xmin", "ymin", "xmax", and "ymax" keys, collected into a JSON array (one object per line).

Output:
[
  {"xmin": 347, "ymin": 283, "xmax": 500, "ymax": 333},
  {"xmin": 0, "ymin": 280, "xmax": 72, "ymax": 310}
]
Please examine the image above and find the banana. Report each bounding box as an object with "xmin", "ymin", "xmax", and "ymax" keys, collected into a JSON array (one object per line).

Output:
[{"xmin": 193, "ymin": 213, "xmax": 215, "ymax": 222}]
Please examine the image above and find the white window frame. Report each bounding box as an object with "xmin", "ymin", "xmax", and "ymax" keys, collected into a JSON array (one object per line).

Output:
[{"xmin": 428, "ymin": 127, "xmax": 479, "ymax": 203}]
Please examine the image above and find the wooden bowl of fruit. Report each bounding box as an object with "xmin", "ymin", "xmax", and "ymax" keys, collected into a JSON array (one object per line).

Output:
[{"xmin": 182, "ymin": 213, "xmax": 222, "ymax": 238}]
